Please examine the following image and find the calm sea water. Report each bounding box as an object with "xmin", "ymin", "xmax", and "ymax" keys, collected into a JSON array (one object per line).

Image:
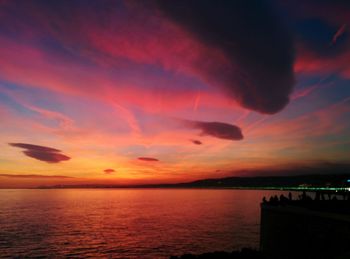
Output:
[{"xmin": 0, "ymin": 189, "xmax": 287, "ymax": 258}]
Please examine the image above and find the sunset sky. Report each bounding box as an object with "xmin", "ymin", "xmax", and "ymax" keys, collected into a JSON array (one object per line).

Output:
[{"xmin": 1, "ymin": 0, "xmax": 350, "ymax": 187}]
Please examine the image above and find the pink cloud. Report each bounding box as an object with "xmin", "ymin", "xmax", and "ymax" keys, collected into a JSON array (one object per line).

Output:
[
  {"xmin": 331, "ymin": 24, "xmax": 347, "ymax": 46},
  {"xmin": 295, "ymin": 48, "xmax": 350, "ymax": 79}
]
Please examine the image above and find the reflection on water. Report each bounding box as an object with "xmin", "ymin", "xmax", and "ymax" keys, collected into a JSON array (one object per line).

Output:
[{"xmin": 0, "ymin": 189, "xmax": 287, "ymax": 258}]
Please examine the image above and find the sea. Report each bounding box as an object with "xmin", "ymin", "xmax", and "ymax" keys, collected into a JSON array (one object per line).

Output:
[{"xmin": 0, "ymin": 189, "xmax": 289, "ymax": 258}]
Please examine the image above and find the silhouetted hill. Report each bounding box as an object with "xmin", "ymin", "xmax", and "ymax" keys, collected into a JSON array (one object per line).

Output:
[{"xmin": 176, "ymin": 174, "xmax": 350, "ymax": 188}]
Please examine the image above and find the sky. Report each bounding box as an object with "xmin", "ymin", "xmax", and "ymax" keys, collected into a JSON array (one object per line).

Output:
[{"xmin": 1, "ymin": 0, "xmax": 350, "ymax": 188}]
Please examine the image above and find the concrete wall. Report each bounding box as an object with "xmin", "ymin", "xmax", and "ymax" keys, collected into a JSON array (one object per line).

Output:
[{"xmin": 260, "ymin": 204, "xmax": 350, "ymax": 259}]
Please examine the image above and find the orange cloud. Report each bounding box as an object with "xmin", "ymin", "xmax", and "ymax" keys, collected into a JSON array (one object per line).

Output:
[{"xmin": 104, "ymin": 169, "xmax": 115, "ymax": 174}]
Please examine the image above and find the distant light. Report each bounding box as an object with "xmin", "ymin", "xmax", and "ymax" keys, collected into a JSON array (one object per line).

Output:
[{"xmin": 347, "ymin": 179, "xmax": 350, "ymax": 183}]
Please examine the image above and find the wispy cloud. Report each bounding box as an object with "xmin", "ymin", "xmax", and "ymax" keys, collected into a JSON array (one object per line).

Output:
[{"xmin": 331, "ymin": 24, "xmax": 347, "ymax": 46}]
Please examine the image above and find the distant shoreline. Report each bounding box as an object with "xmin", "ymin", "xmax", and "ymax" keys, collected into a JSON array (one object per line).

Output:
[
  {"xmin": 0, "ymin": 186, "xmax": 312, "ymax": 191},
  {"xmin": 35, "ymin": 173, "xmax": 350, "ymax": 191},
  {"xmin": 1, "ymin": 186, "xmax": 348, "ymax": 192},
  {"xmin": 1, "ymin": 173, "xmax": 349, "ymax": 190}
]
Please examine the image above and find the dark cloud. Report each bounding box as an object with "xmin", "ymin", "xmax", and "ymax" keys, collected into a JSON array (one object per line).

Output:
[
  {"xmin": 138, "ymin": 157, "xmax": 159, "ymax": 162},
  {"xmin": 104, "ymin": 168, "xmax": 115, "ymax": 174},
  {"xmin": 191, "ymin": 139, "xmax": 202, "ymax": 145},
  {"xmin": 9, "ymin": 143, "xmax": 60, "ymax": 152},
  {"xmin": 9, "ymin": 143, "xmax": 71, "ymax": 163},
  {"xmin": 188, "ymin": 121, "xmax": 243, "ymax": 141},
  {"xmin": 156, "ymin": 0, "xmax": 295, "ymax": 114}
]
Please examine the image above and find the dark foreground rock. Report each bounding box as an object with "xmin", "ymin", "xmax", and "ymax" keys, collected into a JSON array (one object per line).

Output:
[{"xmin": 170, "ymin": 248, "xmax": 265, "ymax": 259}]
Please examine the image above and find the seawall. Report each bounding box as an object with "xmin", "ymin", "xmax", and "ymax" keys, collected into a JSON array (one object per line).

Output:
[{"xmin": 260, "ymin": 203, "xmax": 350, "ymax": 259}]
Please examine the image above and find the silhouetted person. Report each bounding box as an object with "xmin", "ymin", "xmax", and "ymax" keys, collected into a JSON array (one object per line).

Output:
[
  {"xmin": 327, "ymin": 193, "xmax": 331, "ymax": 200},
  {"xmin": 288, "ymin": 192, "xmax": 292, "ymax": 201},
  {"xmin": 315, "ymin": 191, "xmax": 320, "ymax": 201},
  {"xmin": 268, "ymin": 195, "xmax": 279, "ymax": 205},
  {"xmin": 301, "ymin": 191, "xmax": 312, "ymax": 202},
  {"xmin": 279, "ymin": 194, "xmax": 288, "ymax": 205},
  {"xmin": 262, "ymin": 196, "xmax": 267, "ymax": 203},
  {"xmin": 302, "ymin": 191, "xmax": 307, "ymax": 200},
  {"xmin": 342, "ymin": 192, "xmax": 347, "ymax": 200}
]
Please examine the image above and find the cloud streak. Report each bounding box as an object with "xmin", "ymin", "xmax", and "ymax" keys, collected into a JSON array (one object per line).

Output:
[
  {"xmin": 9, "ymin": 143, "xmax": 71, "ymax": 163},
  {"xmin": 331, "ymin": 24, "xmax": 347, "ymax": 46},
  {"xmin": 138, "ymin": 157, "xmax": 159, "ymax": 162},
  {"xmin": 0, "ymin": 174, "xmax": 74, "ymax": 179}
]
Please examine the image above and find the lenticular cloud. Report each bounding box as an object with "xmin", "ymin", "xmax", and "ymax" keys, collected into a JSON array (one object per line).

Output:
[{"xmin": 9, "ymin": 143, "xmax": 71, "ymax": 163}]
